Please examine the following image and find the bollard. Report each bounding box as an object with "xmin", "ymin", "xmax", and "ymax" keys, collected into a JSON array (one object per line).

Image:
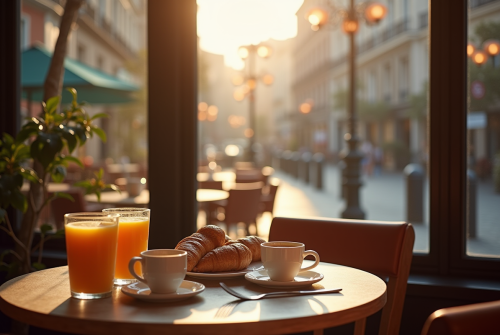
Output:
[
  {"xmin": 282, "ymin": 150, "xmax": 292, "ymax": 174},
  {"xmin": 338, "ymin": 160, "xmax": 346, "ymax": 199},
  {"xmin": 467, "ymin": 169, "xmax": 477, "ymax": 238},
  {"xmin": 291, "ymin": 152, "xmax": 300, "ymax": 178},
  {"xmin": 404, "ymin": 163, "xmax": 424, "ymax": 223},
  {"xmin": 300, "ymin": 152, "xmax": 312, "ymax": 183},
  {"xmin": 312, "ymin": 153, "xmax": 325, "ymax": 190}
]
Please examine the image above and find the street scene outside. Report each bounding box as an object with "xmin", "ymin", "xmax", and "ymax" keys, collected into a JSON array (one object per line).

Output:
[
  {"xmin": 17, "ymin": 0, "xmax": 500, "ymax": 258},
  {"xmin": 196, "ymin": 0, "xmax": 500, "ymax": 258}
]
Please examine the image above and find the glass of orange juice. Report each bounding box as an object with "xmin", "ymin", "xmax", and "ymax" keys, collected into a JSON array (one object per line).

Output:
[
  {"xmin": 64, "ymin": 212, "xmax": 120, "ymax": 299},
  {"xmin": 102, "ymin": 208, "xmax": 150, "ymax": 285}
]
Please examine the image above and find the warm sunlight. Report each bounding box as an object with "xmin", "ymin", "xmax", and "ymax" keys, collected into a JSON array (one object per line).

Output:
[{"xmin": 197, "ymin": 0, "xmax": 304, "ymax": 69}]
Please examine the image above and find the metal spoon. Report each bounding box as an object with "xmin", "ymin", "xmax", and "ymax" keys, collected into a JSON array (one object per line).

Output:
[{"xmin": 219, "ymin": 282, "xmax": 342, "ymax": 301}]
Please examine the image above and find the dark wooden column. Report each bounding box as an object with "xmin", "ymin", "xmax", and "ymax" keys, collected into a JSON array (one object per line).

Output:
[
  {"xmin": 0, "ymin": 1, "xmax": 20, "ymax": 248},
  {"xmin": 0, "ymin": 1, "xmax": 20, "ymax": 136},
  {"xmin": 147, "ymin": 0, "xmax": 198, "ymax": 248}
]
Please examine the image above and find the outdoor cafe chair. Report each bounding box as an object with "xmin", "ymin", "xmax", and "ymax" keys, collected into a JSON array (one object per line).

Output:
[
  {"xmin": 268, "ymin": 217, "xmax": 415, "ymax": 335},
  {"xmin": 421, "ymin": 300, "xmax": 500, "ymax": 335},
  {"xmin": 198, "ymin": 180, "xmax": 224, "ymax": 190},
  {"xmin": 235, "ymin": 168, "xmax": 264, "ymax": 183},
  {"xmin": 259, "ymin": 178, "xmax": 280, "ymax": 215},
  {"xmin": 210, "ymin": 182, "xmax": 263, "ymax": 235}
]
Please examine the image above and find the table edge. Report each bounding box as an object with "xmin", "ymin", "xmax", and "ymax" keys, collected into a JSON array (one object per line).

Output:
[{"xmin": 0, "ymin": 274, "xmax": 386, "ymax": 335}]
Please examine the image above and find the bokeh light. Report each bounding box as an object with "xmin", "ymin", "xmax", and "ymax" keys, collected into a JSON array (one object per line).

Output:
[{"xmin": 225, "ymin": 144, "xmax": 240, "ymax": 156}]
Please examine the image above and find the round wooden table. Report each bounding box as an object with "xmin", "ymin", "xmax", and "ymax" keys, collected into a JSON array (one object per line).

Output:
[
  {"xmin": 84, "ymin": 189, "xmax": 229, "ymax": 207},
  {"xmin": 0, "ymin": 263, "xmax": 386, "ymax": 335}
]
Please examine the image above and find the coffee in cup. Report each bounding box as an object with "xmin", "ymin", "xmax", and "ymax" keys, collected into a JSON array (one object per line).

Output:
[
  {"xmin": 261, "ymin": 241, "xmax": 320, "ymax": 282},
  {"xmin": 128, "ymin": 249, "xmax": 187, "ymax": 294}
]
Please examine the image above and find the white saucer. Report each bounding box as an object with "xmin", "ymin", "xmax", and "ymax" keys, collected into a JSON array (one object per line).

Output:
[
  {"xmin": 121, "ymin": 280, "xmax": 205, "ymax": 302},
  {"xmin": 186, "ymin": 261, "xmax": 263, "ymax": 280},
  {"xmin": 245, "ymin": 269, "xmax": 324, "ymax": 289}
]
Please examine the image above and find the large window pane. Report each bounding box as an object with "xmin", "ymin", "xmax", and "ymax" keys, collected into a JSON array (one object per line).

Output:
[
  {"xmin": 467, "ymin": 0, "xmax": 500, "ymax": 258},
  {"xmin": 20, "ymin": 0, "xmax": 148, "ymax": 228},
  {"xmin": 196, "ymin": 0, "xmax": 429, "ymax": 251}
]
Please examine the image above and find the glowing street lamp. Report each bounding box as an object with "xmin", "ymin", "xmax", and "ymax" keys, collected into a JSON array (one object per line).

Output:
[
  {"xmin": 469, "ymin": 39, "xmax": 500, "ymax": 66},
  {"xmin": 232, "ymin": 43, "xmax": 273, "ymax": 163},
  {"xmin": 306, "ymin": 0, "xmax": 387, "ymax": 220}
]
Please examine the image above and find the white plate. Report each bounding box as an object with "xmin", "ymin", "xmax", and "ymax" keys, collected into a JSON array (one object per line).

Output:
[
  {"xmin": 121, "ymin": 280, "xmax": 205, "ymax": 302},
  {"xmin": 245, "ymin": 269, "xmax": 324, "ymax": 289},
  {"xmin": 186, "ymin": 261, "xmax": 263, "ymax": 280}
]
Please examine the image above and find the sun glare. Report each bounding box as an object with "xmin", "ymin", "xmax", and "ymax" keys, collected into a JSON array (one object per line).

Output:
[{"xmin": 197, "ymin": 0, "xmax": 304, "ymax": 69}]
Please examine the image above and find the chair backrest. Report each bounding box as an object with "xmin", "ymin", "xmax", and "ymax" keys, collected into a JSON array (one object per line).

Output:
[
  {"xmin": 50, "ymin": 189, "xmax": 87, "ymax": 229},
  {"xmin": 198, "ymin": 180, "xmax": 223, "ymax": 190},
  {"xmin": 224, "ymin": 184, "xmax": 263, "ymax": 224},
  {"xmin": 235, "ymin": 169, "xmax": 263, "ymax": 183},
  {"xmin": 269, "ymin": 217, "xmax": 415, "ymax": 335},
  {"xmin": 421, "ymin": 300, "xmax": 500, "ymax": 335}
]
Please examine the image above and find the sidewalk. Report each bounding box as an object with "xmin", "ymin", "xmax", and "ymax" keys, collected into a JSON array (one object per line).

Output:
[{"xmin": 267, "ymin": 164, "xmax": 500, "ymax": 257}]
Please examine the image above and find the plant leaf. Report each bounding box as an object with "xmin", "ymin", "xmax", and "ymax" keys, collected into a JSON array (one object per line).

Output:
[
  {"xmin": 45, "ymin": 96, "xmax": 60, "ymax": 115},
  {"xmin": 51, "ymin": 165, "xmax": 67, "ymax": 183},
  {"xmin": 62, "ymin": 155, "xmax": 83, "ymax": 168},
  {"xmin": 53, "ymin": 192, "xmax": 75, "ymax": 202},
  {"xmin": 10, "ymin": 189, "xmax": 27, "ymax": 212},
  {"xmin": 19, "ymin": 168, "xmax": 41, "ymax": 184},
  {"xmin": 62, "ymin": 131, "xmax": 78, "ymax": 153},
  {"xmin": 40, "ymin": 223, "xmax": 53, "ymax": 235},
  {"xmin": 66, "ymin": 87, "xmax": 77, "ymax": 103},
  {"xmin": 90, "ymin": 113, "xmax": 109, "ymax": 120},
  {"xmin": 91, "ymin": 126, "xmax": 107, "ymax": 143}
]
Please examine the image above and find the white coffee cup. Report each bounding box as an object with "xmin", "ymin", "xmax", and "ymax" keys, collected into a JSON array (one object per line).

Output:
[
  {"xmin": 128, "ymin": 249, "xmax": 187, "ymax": 294},
  {"xmin": 261, "ymin": 241, "xmax": 320, "ymax": 282}
]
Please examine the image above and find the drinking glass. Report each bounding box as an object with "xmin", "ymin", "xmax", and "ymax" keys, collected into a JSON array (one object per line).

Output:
[
  {"xmin": 102, "ymin": 208, "xmax": 150, "ymax": 285},
  {"xmin": 65, "ymin": 212, "xmax": 120, "ymax": 299}
]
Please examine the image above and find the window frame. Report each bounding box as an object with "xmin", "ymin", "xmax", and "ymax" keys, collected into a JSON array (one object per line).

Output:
[{"xmin": 410, "ymin": 0, "xmax": 500, "ymax": 278}]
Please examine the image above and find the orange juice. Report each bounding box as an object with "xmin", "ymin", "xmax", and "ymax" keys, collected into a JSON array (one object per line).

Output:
[
  {"xmin": 65, "ymin": 221, "xmax": 118, "ymax": 294},
  {"xmin": 115, "ymin": 218, "xmax": 150, "ymax": 280}
]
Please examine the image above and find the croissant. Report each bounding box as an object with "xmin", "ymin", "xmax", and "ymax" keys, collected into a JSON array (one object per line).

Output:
[
  {"xmin": 192, "ymin": 243, "xmax": 252, "ymax": 272},
  {"xmin": 175, "ymin": 225, "xmax": 226, "ymax": 271},
  {"xmin": 226, "ymin": 236, "xmax": 266, "ymax": 262}
]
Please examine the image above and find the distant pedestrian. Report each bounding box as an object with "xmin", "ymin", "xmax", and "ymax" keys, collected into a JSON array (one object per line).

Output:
[
  {"xmin": 361, "ymin": 140, "xmax": 373, "ymax": 176},
  {"xmin": 373, "ymin": 146, "xmax": 383, "ymax": 176}
]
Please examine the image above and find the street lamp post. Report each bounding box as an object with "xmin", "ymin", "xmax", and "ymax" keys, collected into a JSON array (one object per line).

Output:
[
  {"xmin": 233, "ymin": 44, "xmax": 273, "ymax": 163},
  {"xmin": 306, "ymin": 0, "xmax": 387, "ymax": 219}
]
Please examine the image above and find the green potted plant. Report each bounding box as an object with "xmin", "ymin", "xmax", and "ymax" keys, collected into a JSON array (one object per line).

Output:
[{"xmin": 0, "ymin": 88, "xmax": 115, "ymax": 277}]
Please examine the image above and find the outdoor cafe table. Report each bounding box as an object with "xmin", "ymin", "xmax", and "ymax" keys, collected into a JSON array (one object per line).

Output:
[
  {"xmin": 0, "ymin": 262, "xmax": 387, "ymax": 335},
  {"xmin": 84, "ymin": 189, "xmax": 229, "ymax": 207}
]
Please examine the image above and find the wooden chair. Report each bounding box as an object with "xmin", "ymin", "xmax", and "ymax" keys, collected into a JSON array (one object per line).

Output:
[
  {"xmin": 421, "ymin": 300, "xmax": 500, "ymax": 335},
  {"xmin": 260, "ymin": 178, "xmax": 280, "ymax": 215},
  {"xmin": 198, "ymin": 180, "xmax": 223, "ymax": 190},
  {"xmin": 268, "ymin": 217, "xmax": 415, "ymax": 335},
  {"xmin": 235, "ymin": 169, "xmax": 263, "ymax": 183},
  {"xmin": 211, "ymin": 182, "xmax": 263, "ymax": 235}
]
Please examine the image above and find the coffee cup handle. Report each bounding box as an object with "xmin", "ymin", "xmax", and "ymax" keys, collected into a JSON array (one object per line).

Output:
[
  {"xmin": 299, "ymin": 250, "xmax": 320, "ymax": 272},
  {"xmin": 129, "ymin": 257, "xmax": 147, "ymax": 284}
]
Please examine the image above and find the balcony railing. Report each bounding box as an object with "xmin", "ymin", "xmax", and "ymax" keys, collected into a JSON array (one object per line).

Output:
[
  {"xmin": 358, "ymin": 19, "xmax": 409, "ymax": 55},
  {"xmin": 470, "ymin": 0, "xmax": 500, "ymax": 8}
]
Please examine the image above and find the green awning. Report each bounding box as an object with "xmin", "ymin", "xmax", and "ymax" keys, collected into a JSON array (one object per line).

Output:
[{"xmin": 22, "ymin": 45, "xmax": 139, "ymax": 104}]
